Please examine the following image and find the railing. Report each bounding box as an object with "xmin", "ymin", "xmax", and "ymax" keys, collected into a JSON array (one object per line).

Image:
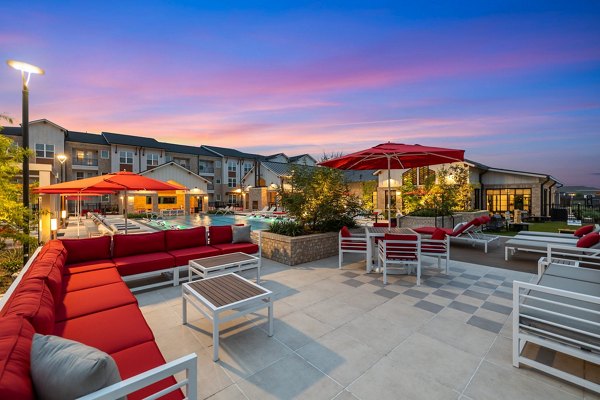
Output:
[
  {"xmin": 72, "ymin": 158, "xmax": 99, "ymax": 166},
  {"xmin": 207, "ymin": 184, "xmax": 214, "ymax": 190},
  {"xmin": 549, "ymin": 203, "xmax": 600, "ymax": 223},
  {"xmin": 199, "ymin": 167, "xmax": 215, "ymax": 173}
]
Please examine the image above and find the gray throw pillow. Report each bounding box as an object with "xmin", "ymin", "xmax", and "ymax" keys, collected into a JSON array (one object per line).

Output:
[
  {"xmin": 30, "ymin": 333, "xmax": 124, "ymax": 400},
  {"xmin": 232, "ymin": 225, "xmax": 252, "ymax": 243}
]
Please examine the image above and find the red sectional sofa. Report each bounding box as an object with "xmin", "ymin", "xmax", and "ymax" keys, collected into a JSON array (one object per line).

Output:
[{"xmin": 0, "ymin": 225, "xmax": 260, "ymax": 399}]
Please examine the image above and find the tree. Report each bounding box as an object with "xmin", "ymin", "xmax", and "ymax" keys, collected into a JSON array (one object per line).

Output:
[{"xmin": 279, "ymin": 165, "xmax": 362, "ymax": 232}]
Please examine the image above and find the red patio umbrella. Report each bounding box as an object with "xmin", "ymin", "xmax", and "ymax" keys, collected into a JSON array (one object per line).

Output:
[
  {"xmin": 319, "ymin": 143, "xmax": 465, "ymax": 228},
  {"xmin": 36, "ymin": 171, "xmax": 184, "ymax": 234}
]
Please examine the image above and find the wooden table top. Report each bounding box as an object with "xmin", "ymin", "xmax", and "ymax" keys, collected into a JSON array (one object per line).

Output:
[
  {"xmin": 187, "ymin": 274, "xmax": 266, "ymax": 308},
  {"xmin": 190, "ymin": 252, "xmax": 257, "ymax": 268}
]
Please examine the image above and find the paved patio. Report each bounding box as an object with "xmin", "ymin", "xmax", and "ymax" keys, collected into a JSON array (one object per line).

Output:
[{"xmin": 135, "ymin": 254, "xmax": 599, "ymax": 400}]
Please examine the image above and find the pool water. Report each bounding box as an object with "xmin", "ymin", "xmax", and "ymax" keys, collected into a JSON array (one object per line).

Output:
[{"xmin": 143, "ymin": 214, "xmax": 275, "ymax": 231}]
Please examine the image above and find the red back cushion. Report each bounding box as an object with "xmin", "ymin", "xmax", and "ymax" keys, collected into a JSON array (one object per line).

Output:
[
  {"xmin": 383, "ymin": 234, "xmax": 418, "ymax": 259},
  {"xmin": 38, "ymin": 240, "xmax": 67, "ymax": 267},
  {"xmin": 0, "ymin": 315, "xmax": 35, "ymax": 400},
  {"xmin": 373, "ymin": 222, "xmax": 389, "ymax": 227},
  {"xmin": 574, "ymin": 225, "xmax": 594, "ymax": 237},
  {"xmin": 209, "ymin": 226, "xmax": 233, "ymax": 245},
  {"xmin": 61, "ymin": 236, "xmax": 112, "ymax": 265},
  {"xmin": 431, "ymin": 228, "xmax": 447, "ymax": 241},
  {"xmin": 384, "ymin": 234, "xmax": 418, "ymax": 242},
  {"xmin": 577, "ymin": 232, "xmax": 600, "ymax": 248},
  {"xmin": 340, "ymin": 226, "xmax": 352, "ymax": 238},
  {"xmin": 453, "ymin": 220, "xmax": 475, "ymax": 236},
  {"xmin": 113, "ymin": 231, "xmax": 166, "ymax": 258},
  {"xmin": 25, "ymin": 259, "xmax": 63, "ymax": 305},
  {"xmin": 2, "ymin": 278, "xmax": 55, "ymax": 335},
  {"xmin": 165, "ymin": 227, "xmax": 207, "ymax": 250},
  {"xmin": 481, "ymin": 215, "xmax": 491, "ymax": 223}
]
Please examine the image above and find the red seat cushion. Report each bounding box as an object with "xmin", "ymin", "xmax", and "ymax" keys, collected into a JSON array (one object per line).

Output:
[
  {"xmin": 431, "ymin": 228, "xmax": 447, "ymax": 241},
  {"xmin": 2, "ymin": 278, "xmax": 55, "ymax": 335},
  {"xmin": 421, "ymin": 244, "xmax": 446, "ymax": 253},
  {"xmin": 373, "ymin": 222, "xmax": 389, "ymax": 227},
  {"xmin": 451, "ymin": 220, "xmax": 475, "ymax": 236},
  {"xmin": 25, "ymin": 258, "xmax": 63, "ymax": 304},
  {"xmin": 165, "ymin": 226, "xmax": 207, "ymax": 250},
  {"xmin": 167, "ymin": 246, "xmax": 221, "ymax": 266},
  {"xmin": 413, "ymin": 226, "xmax": 453, "ymax": 235},
  {"xmin": 62, "ymin": 268, "xmax": 123, "ymax": 292},
  {"xmin": 55, "ymin": 281, "xmax": 137, "ymax": 322},
  {"xmin": 53, "ymin": 304, "xmax": 154, "ymax": 354},
  {"xmin": 113, "ymin": 231, "xmax": 166, "ymax": 258},
  {"xmin": 209, "ymin": 226, "xmax": 233, "ymax": 245},
  {"xmin": 577, "ymin": 232, "xmax": 600, "ymax": 248},
  {"xmin": 113, "ymin": 252, "xmax": 175, "ymax": 276},
  {"xmin": 210, "ymin": 243, "xmax": 259, "ymax": 255},
  {"xmin": 61, "ymin": 236, "xmax": 112, "ymax": 265},
  {"xmin": 0, "ymin": 316, "xmax": 35, "ymax": 400},
  {"xmin": 64, "ymin": 259, "xmax": 116, "ymax": 275},
  {"xmin": 110, "ymin": 341, "xmax": 184, "ymax": 400},
  {"xmin": 574, "ymin": 225, "xmax": 594, "ymax": 237},
  {"xmin": 340, "ymin": 226, "xmax": 352, "ymax": 238}
]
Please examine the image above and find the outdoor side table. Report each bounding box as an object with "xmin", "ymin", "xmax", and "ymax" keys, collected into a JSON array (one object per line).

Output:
[
  {"xmin": 182, "ymin": 273, "xmax": 273, "ymax": 361},
  {"xmin": 189, "ymin": 252, "xmax": 261, "ymax": 283}
]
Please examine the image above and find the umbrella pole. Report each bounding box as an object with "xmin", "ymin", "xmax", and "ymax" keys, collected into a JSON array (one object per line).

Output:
[
  {"xmin": 77, "ymin": 193, "xmax": 81, "ymax": 239},
  {"xmin": 387, "ymin": 156, "xmax": 392, "ymax": 231},
  {"xmin": 124, "ymin": 190, "xmax": 128, "ymax": 234}
]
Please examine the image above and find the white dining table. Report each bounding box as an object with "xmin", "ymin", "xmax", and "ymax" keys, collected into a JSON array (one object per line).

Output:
[{"xmin": 365, "ymin": 226, "xmax": 418, "ymax": 273}]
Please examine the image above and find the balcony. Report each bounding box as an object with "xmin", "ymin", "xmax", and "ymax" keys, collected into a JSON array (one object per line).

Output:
[
  {"xmin": 207, "ymin": 184, "xmax": 214, "ymax": 191},
  {"xmin": 72, "ymin": 158, "xmax": 99, "ymax": 167},
  {"xmin": 199, "ymin": 167, "xmax": 215, "ymax": 175}
]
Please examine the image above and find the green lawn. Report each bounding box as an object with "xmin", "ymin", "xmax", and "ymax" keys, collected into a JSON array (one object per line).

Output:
[{"xmin": 491, "ymin": 221, "xmax": 574, "ymax": 237}]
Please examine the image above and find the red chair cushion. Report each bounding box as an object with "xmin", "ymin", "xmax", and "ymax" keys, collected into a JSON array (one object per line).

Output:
[
  {"xmin": 373, "ymin": 222, "xmax": 389, "ymax": 227},
  {"xmin": 113, "ymin": 231, "xmax": 166, "ymax": 258},
  {"xmin": 480, "ymin": 215, "xmax": 491, "ymax": 223},
  {"xmin": 37, "ymin": 240, "xmax": 67, "ymax": 271},
  {"xmin": 413, "ymin": 226, "xmax": 453, "ymax": 235},
  {"xmin": 383, "ymin": 234, "xmax": 419, "ymax": 260},
  {"xmin": 61, "ymin": 236, "xmax": 112, "ymax": 265},
  {"xmin": 210, "ymin": 243, "xmax": 260, "ymax": 255},
  {"xmin": 110, "ymin": 341, "xmax": 184, "ymax": 400},
  {"xmin": 62, "ymin": 268, "xmax": 123, "ymax": 292},
  {"xmin": 167, "ymin": 246, "xmax": 221, "ymax": 266},
  {"xmin": 0, "ymin": 316, "xmax": 35, "ymax": 400},
  {"xmin": 53, "ymin": 304, "xmax": 154, "ymax": 355},
  {"xmin": 574, "ymin": 225, "xmax": 594, "ymax": 237},
  {"xmin": 209, "ymin": 226, "xmax": 233, "ymax": 245},
  {"xmin": 340, "ymin": 226, "xmax": 352, "ymax": 238},
  {"xmin": 113, "ymin": 252, "xmax": 175, "ymax": 276},
  {"xmin": 431, "ymin": 228, "xmax": 447, "ymax": 241},
  {"xmin": 25, "ymin": 259, "xmax": 63, "ymax": 304},
  {"xmin": 64, "ymin": 259, "xmax": 116, "ymax": 275},
  {"xmin": 577, "ymin": 232, "xmax": 600, "ymax": 248},
  {"xmin": 2, "ymin": 278, "xmax": 55, "ymax": 335},
  {"xmin": 165, "ymin": 226, "xmax": 207, "ymax": 250},
  {"xmin": 452, "ymin": 220, "xmax": 475, "ymax": 236},
  {"xmin": 55, "ymin": 281, "xmax": 137, "ymax": 322}
]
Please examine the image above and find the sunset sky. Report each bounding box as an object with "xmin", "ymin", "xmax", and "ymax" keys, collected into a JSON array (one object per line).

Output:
[{"xmin": 1, "ymin": 1, "xmax": 599, "ymax": 186}]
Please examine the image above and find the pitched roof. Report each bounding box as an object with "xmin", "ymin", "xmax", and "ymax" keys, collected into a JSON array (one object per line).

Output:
[
  {"xmin": 202, "ymin": 145, "xmax": 263, "ymax": 159},
  {"xmin": 159, "ymin": 142, "xmax": 215, "ymax": 157},
  {"xmin": 140, "ymin": 161, "xmax": 211, "ymax": 184},
  {"xmin": 289, "ymin": 154, "xmax": 317, "ymax": 163},
  {"xmin": 1, "ymin": 126, "xmax": 22, "ymax": 136},
  {"xmin": 261, "ymin": 161, "xmax": 293, "ymax": 177},
  {"xmin": 102, "ymin": 132, "xmax": 162, "ymax": 148},
  {"xmin": 66, "ymin": 131, "xmax": 108, "ymax": 145}
]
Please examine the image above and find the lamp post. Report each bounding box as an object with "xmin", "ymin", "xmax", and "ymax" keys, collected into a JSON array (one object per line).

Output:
[
  {"xmin": 56, "ymin": 153, "xmax": 67, "ymax": 182},
  {"xmin": 7, "ymin": 59, "xmax": 45, "ymax": 263}
]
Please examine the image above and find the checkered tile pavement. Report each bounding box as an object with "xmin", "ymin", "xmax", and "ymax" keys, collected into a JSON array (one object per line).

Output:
[{"xmin": 339, "ymin": 265, "xmax": 518, "ymax": 335}]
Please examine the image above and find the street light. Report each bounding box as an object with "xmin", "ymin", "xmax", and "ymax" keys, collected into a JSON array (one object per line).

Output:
[
  {"xmin": 7, "ymin": 59, "xmax": 45, "ymax": 262},
  {"xmin": 56, "ymin": 153, "xmax": 67, "ymax": 182}
]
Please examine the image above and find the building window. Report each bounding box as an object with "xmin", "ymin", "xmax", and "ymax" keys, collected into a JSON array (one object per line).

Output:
[
  {"xmin": 215, "ymin": 160, "xmax": 222, "ymax": 168},
  {"xmin": 101, "ymin": 194, "xmax": 110, "ymax": 202},
  {"xmin": 73, "ymin": 150, "xmax": 98, "ymax": 166},
  {"xmin": 215, "ymin": 178, "xmax": 221, "ymax": 184},
  {"xmin": 228, "ymin": 177, "xmax": 237, "ymax": 188},
  {"xmin": 165, "ymin": 155, "xmax": 173, "ymax": 162},
  {"xmin": 228, "ymin": 194, "xmax": 238, "ymax": 204},
  {"xmin": 35, "ymin": 144, "xmax": 55, "ymax": 159},
  {"xmin": 215, "ymin": 194, "xmax": 222, "ymax": 201},
  {"xmin": 486, "ymin": 188, "xmax": 532, "ymax": 214},
  {"xmin": 243, "ymin": 162, "xmax": 252, "ymax": 175},
  {"xmin": 228, "ymin": 161, "xmax": 237, "ymax": 172},
  {"xmin": 147, "ymin": 153, "xmax": 159, "ymax": 166},
  {"xmin": 157, "ymin": 196, "xmax": 177, "ymax": 204},
  {"xmin": 100, "ymin": 149, "xmax": 109, "ymax": 159},
  {"xmin": 76, "ymin": 171, "xmax": 85, "ymax": 180},
  {"xmin": 119, "ymin": 151, "xmax": 133, "ymax": 164}
]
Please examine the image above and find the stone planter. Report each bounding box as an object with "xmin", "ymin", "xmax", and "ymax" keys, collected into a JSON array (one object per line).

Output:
[
  {"xmin": 252, "ymin": 231, "xmax": 338, "ymax": 266},
  {"xmin": 397, "ymin": 210, "xmax": 488, "ymax": 229}
]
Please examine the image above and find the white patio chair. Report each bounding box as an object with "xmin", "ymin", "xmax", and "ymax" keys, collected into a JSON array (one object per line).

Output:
[
  {"xmin": 338, "ymin": 227, "xmax": 368, "ymax": 269},
  {"xmin": 421, "ymin": 235, "xmax": 450, "ymax": 274},
  {"xmin": 378, "ymin": 234, "xmax": 421, "ymax": 285}
]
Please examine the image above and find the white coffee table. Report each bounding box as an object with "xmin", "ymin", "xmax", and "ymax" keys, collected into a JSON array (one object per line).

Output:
[
  {"xmin": 189, "ymin": 252, "xmax": 260, "ymax": 283},
  {"xmin": 182, "ymin": 273, "xmax": 273, "ymax": 361}
]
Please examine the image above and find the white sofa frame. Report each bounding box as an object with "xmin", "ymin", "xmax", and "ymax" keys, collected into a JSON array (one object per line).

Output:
[{"xmin": 512, "ymin": 275, "xmax": 600, "ymax": 393}]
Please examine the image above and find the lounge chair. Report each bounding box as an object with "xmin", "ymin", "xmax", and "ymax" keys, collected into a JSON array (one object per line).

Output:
[
  {"xmin": 338, "ymin": 226, "xmax": 368, "ymax": 269},
  {"xmin": 253, "ymin": 206, "xmax": 269, "ymax": 216},
  {"xmin": 215, "ymin": 206, "xmax": 231, "ymax": 215},
  {"xmin": 505, "ymin": 231, "xmax": 600, "ymax": 262},
  {"xmin": 414, "ymin": 217, "xmax": 499, "ymax": 253},
  {"xmin": 517, "ymin": 224, "xmax": 599, "ymax": 240},
  {"xmin": 262, "ymin": 206, "xmax": 276, "ymax": 218},
  {"xmin": 378, "ymin": 233, "xmax": 421, "ymax": 285}
]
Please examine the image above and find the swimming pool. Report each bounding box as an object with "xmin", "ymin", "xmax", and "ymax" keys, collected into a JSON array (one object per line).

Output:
[{"xmin": 142, "ymin": 214, "xmax": 276, "ymax": 231}]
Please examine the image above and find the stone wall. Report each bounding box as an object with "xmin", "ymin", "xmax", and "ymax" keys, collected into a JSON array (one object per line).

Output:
[
  {"xmin": 252, "ymin": 231, "xmax": 339, "ymax": 266},
  {"xmin": 397, "ymin": 210, "xmax": 489, "ymax": 229}
]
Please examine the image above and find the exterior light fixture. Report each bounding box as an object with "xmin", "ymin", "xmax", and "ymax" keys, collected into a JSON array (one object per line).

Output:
[
  {"xmin": 7, "ymin": 59, "xmax": 45, "ymax": 262},
  {"xmin": 61, "ymin": 210, "xmax": 67, "ymax": 219},
  {"xmin": 50, "ymin": 218, "xmax": 58, "ymax": 232}
]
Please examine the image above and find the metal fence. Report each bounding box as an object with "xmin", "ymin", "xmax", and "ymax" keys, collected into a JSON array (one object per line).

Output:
[{"xmin": 549, "ymin": 203, "xmax": 600, "ymax": 223}]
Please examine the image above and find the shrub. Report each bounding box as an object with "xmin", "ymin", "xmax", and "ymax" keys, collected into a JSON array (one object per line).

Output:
[
  {"xmin": 0, "ymin": 247, "xmax": 24, "ymax": 275},
  {"xmin": 268, "ymin": 220, "xmax": 305, "ymax": 237}
]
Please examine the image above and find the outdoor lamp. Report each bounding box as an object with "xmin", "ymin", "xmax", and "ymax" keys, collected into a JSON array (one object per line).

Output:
[
  {"xmin": 57, "ymin": 153, "xmax": 67, "ymax": 164},
  {"xmin": 61, "ymin": 210, "xmax": 67, "ymax": 219},
  {"xmin": 7, "ymin": 59, "xmax": 44, "ymax": 262},
  {"xmin": 50, "ymin": 218, "xmax": 57, "ymax": 232}
]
